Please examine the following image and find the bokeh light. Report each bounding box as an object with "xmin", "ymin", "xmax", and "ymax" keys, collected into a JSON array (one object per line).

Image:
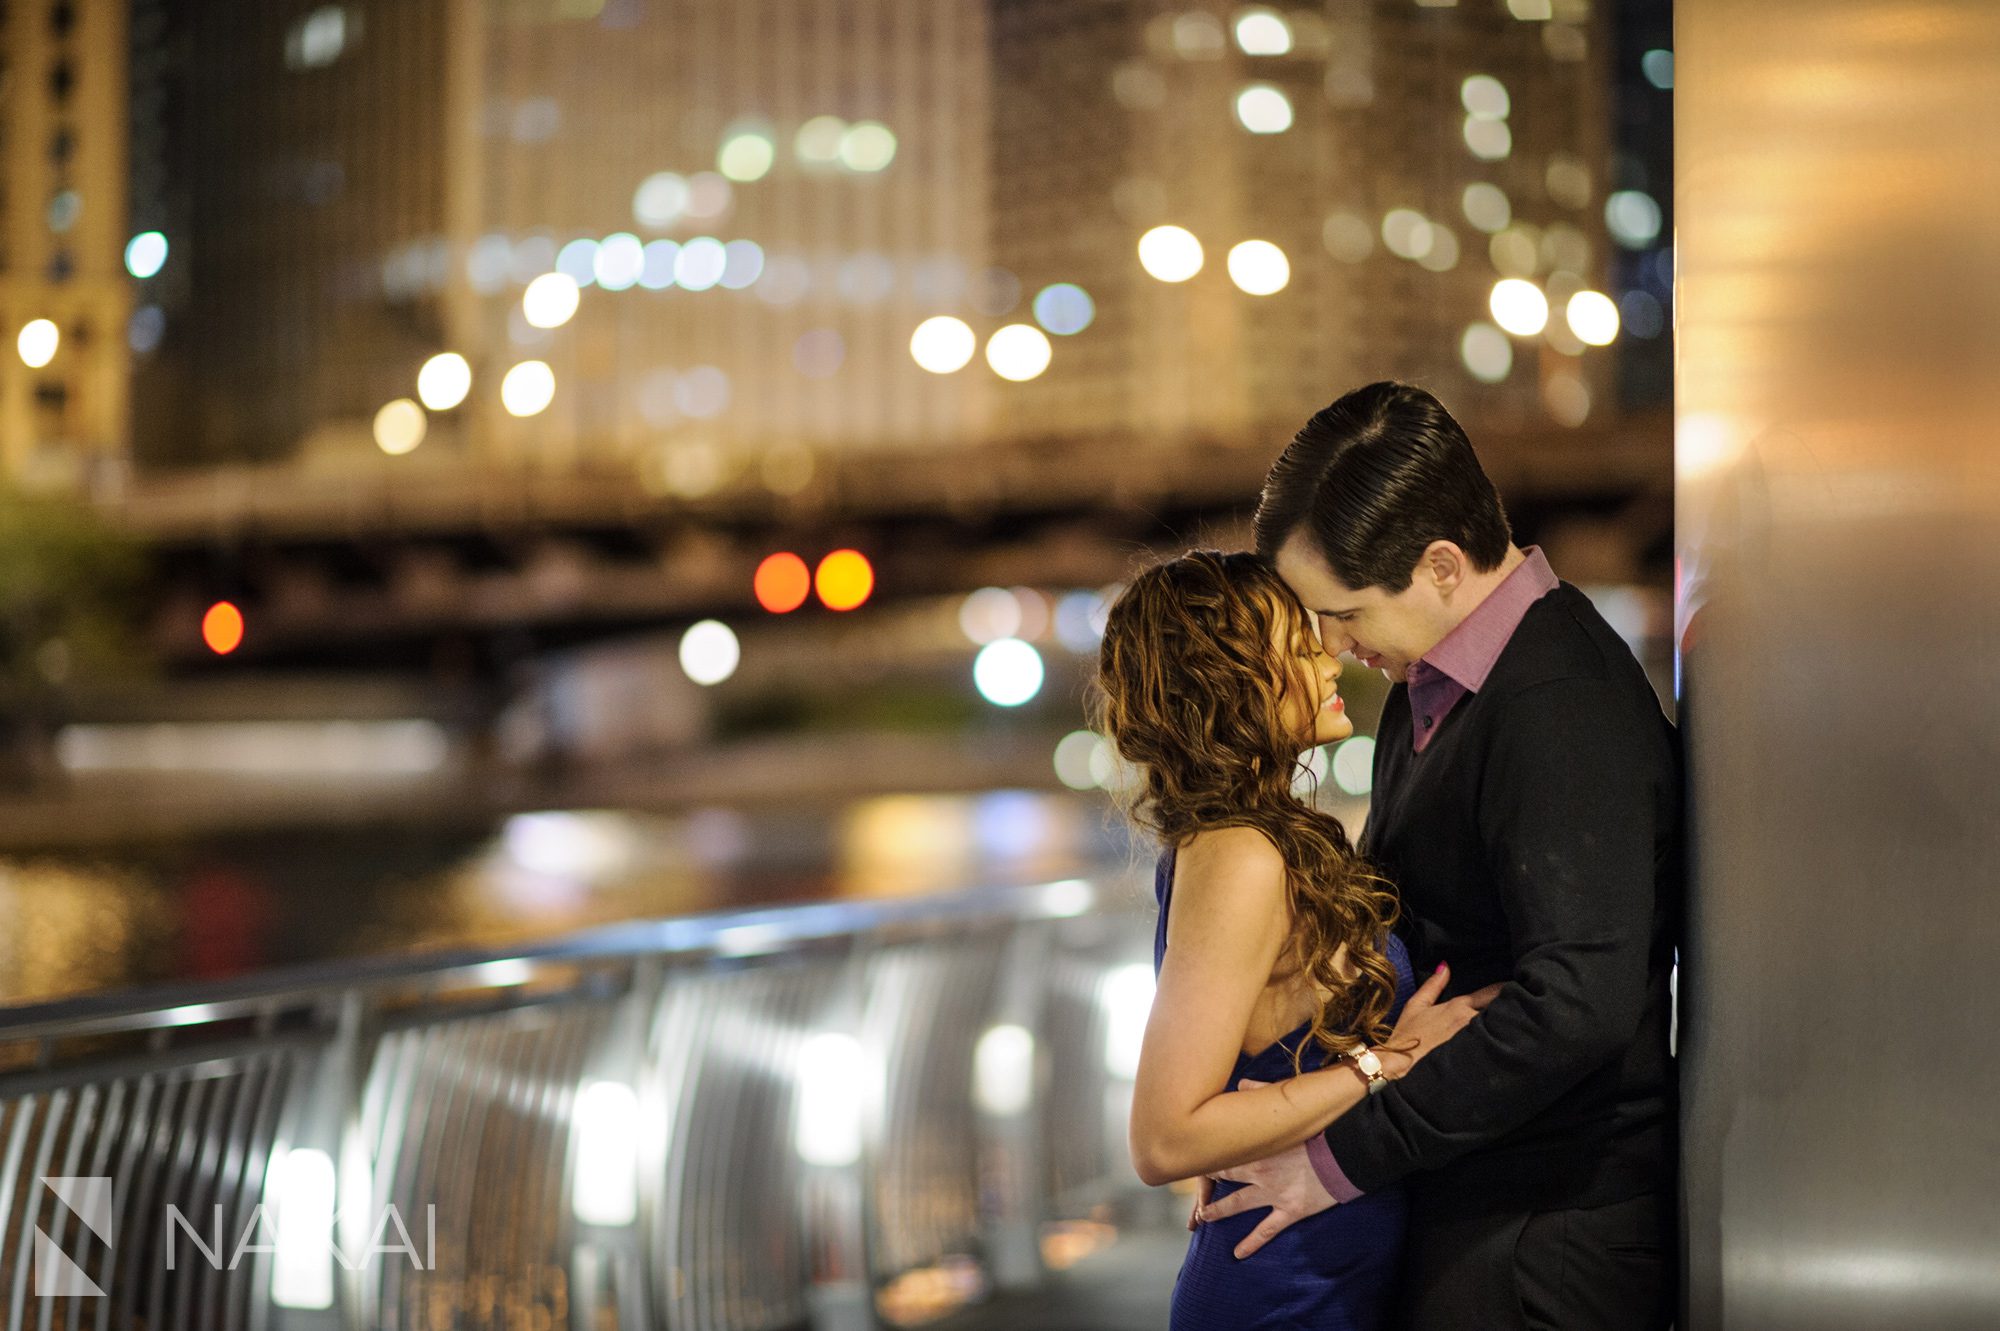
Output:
[
  {"xmin": 839, "ymin": 122, "xmax": 898, "ymax": 172},
  {"xmin": 1462, "ymin": 183, "xmax": 1511, "ymax": 234},
  {"xmin": 202, "ymin": 601, "xmax": 245, "ymax": 656},
  {"xmin": 556, "ymin": 238, "xmax": 600, "ymax": 287},
  {"xmin": 1331, "ymin": 736, "xmax": 1375, "ymax": 796},
  {"xmin": 1381, "ymin": 209, "xmax": 1435, "ymax": 261},
  {"xmin": 718, "ymin": 128, "xmax": 776, "ymax": 182},
  {"xmin": 639, "ymin": 240, "xmax": 680, "ymax": 290},
  {"xmin": 594, "ymin": 233, "xmax": 646, "ymax": 290},
  {"xmin": 501, "ymin": 361, "xmax": 556, "ymax": 417},
  {"xmin": 523, "ymin": 272, "xmax": 581, "ymax": 328},
  {"xmin": 985, "ymin": 324, "xmax": 1053, "ymax": 381},
  {"xmin": 633, "ymin": 172, "xmax": 690, "ymax": 228},
  {"xmin": 1459, "ymin": 323, "xmax": 1513, "ymax": 383},
  {"xmin": 372, "ymin": 398, "xmax": 427, "ymax": 455},
  {"xmin": 1235, "ymin": 84, "xmax": 1293, "ymax": 133},
  {"xmin": 1233, "ymin": 8, "xmax": 1292, "ymax": 55},
  {"xmin": 1227, "ymin": 240, "xmax": 1290, "ymax": 295},
  {"xmin": 125, "ymin": 231, "xmax": 169, "ymax": 279},
  {"xmin": 675, "ymin": 237, "xmax": 728, "ymax": 291},
  {"xmin": 974, "ymin": 639, "xmax": 1045, "ymax": 707},
  {"xmin": 1621, "ymin": 289, "xmax": 1666, "ymax": 339},
  {"xmin": 1489, "ymin": 279, "xmax": 1549, "ymax": 336},
  {"xmin": 1138, "ymin": 225, "xmax": 1203, "ymax": 282},
  {"xmin": 1033, "ymin": 284, "xmax": 1095, "ymax": 335},
  {"xmin": 16, "ymin": 319, "xmax": 58, "ymax": 368},
  {"xmin": 796, "ymin": 116, "xmax": 847, "ymax": 166},
  {"xmin": 1642, "ymin": 48, "xmax": 1674, "ymax": 90},
  {"xmin": 815, "ymin": 550, "xmax": 875, "ymax": 611},
  {"xmin": 720, "ymin": 239, "xmax": 765, "ymax": 290},
  {"xmin": 1460, "ymin": 75, "xmax": 1511, "ymax": 119},
  {"xmin": 754, "ymin": 553, "xmax": 812, "ymax": 613},
  {"xmin": 1605, "ymin": 191, "xmax": 1663, "ymax": 249},
  {"xmin": 910, "ymin": 316, "xmax": 977, "ymax": 374},
  {"xmin": 678, "ymin": 620, "xmax": 741, "ymax": 686},
  {"xmin": 417, "ymin": 353, "xmax": 471, "ymax": 411},
  {"xmin": 1543, "ymin": 372, "xmax": 1591, "ymax": 427},
  {"xmin": 1463, "ymin": 117, "xmax": 1513, "ymax": 161},
  {"xmin": 1566, "ymin": 290, "xmax": 1621, "ymax": 346},
  {"xmin": 959, "ymin": 587, "xmax": 1023, "ymax": 645},
  {"xmin": 1053, "ymin": 730, "xmax": 1109, "ymax": 791}
]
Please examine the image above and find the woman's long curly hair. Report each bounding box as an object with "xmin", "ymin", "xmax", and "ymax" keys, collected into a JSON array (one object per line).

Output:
[{"xmin": 1093, "ymin": 549, "xmax": 1400, "ymax": 1074}]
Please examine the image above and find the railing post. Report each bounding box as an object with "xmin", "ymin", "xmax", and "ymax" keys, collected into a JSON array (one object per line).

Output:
[
  {"xmin": 798, "ymin": 940, "xmax": 878, "ymax": 1331},
  {"xmin": 973, "ymin": 920, "xmax": 1052, "ymax": 1292},
  {"xmin": 565, "ymin": 957, "xmax": 660, "ymax": 1331},
  {"xmin": 260, "ymin": 991, "xmax": 363, "ymax": 1331}
]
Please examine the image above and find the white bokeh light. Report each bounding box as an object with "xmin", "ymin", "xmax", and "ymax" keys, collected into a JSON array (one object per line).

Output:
[
  {"xmin": 985, "ymin": 324, "xmax": 1053, "ymax": 382},
  {"xmin": 974, "ymin": 639, "xmax": 1045, "ymax": 706},
  {"xmin": 1235, "ymin": 84, "xmax": 1294, "ymax": 133},
  {"xmin": 1332, "ymin": 736, "xmax": 1376, "ymax": 796},
  {"xmin": 417, "ymin": 352, "xmax": 471, "ymax": 411},
  {"xmin": 593, "ymin": 233, "xmax": 646, "ymax": 291},
  {"xmin": 1234, "ymin": 8, "xmax": 1293, "ymax": 55},
  {"xmin": 1227, "ymin": 240, "xmax": 1290, "ymax": 295},
  {"xmin": 16, "ymin": 319, "xmax": 58, "ymax": 368},
  {"xmin": 910, "ymin": 316, "xmax": 976, "ymax": 374},
  {"xmin": 1489, "ymin": 278, "xmax": 1550, "ymax": 337},
  {"xmin": 1138, "ymin": 225, "xmax": 1204, "ymax": 282},
  {"xmin": 523, "ymin": 273, "xmax": 581, "ymax": 328},
  {"xmin": 678, "ymin": 620, "xmax": 741, "ymax": 686},
  {"xmin": 1566, "ymin": 290, "xmax": 1621, "ymax": 346},
  {"xmin": 501, "ymin": 361, "xmax": 556, "ymax": 417}
]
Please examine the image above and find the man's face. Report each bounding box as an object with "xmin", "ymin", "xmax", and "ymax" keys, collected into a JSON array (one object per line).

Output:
[{"xmin": 1274, "ymin": 536, "xmax": 1451, "ymax": 683}]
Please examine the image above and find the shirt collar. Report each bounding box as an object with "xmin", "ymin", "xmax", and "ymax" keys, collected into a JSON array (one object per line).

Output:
[{"xmin": 1417, "ymin": 546, "xmax": 1559, "ymax": 693}]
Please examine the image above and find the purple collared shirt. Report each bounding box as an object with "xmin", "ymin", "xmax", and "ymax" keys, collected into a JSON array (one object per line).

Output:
[{"xmin": 1303, "ymin": 547, "xmax": 1558, "ymax": 1203}]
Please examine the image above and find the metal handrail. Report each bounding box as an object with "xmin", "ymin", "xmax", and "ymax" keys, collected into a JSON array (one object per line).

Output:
[{"xmin": 0, "ymin": 871, "xmax": 1160, "ymax": 1331}]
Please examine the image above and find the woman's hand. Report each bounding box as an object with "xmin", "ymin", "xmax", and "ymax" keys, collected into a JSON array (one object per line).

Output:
[{"xmin": 1375, "ymin": 963, "xmax": 1502, "ymax": 1078}]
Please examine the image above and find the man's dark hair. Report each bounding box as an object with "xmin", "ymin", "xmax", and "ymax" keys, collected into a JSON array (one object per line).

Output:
[{"xmin": 1252, "ymin": 381, "xmax": 1511, "ymax": 592}]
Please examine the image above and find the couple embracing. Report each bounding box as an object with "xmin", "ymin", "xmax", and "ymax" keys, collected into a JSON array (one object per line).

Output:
[{"xmin": 1094, "ymin": 382, "xmax": 1682, "ymax": 1330}]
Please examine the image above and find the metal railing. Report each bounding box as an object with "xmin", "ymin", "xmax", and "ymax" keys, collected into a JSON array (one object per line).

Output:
[{"xmin": 0, "ymin": 873, "xmax": 1160, "ymax": 1330}]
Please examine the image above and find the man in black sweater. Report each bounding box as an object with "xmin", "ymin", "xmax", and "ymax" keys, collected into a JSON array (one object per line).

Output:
[{"xmin": 1198, "ymin": 382, "xmax": 1681, "ymax": 1329}]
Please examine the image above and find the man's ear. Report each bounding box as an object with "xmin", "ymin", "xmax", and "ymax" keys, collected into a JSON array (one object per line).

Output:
[{"xmin": 1420, "ymin": 540, "xmax": 1471, "ymax": 596}]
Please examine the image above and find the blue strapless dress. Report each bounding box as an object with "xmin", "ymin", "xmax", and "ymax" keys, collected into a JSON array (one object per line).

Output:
[{"xmin": 1153, "ymin": 849, "xmax": 1413, "ymax": 1331}]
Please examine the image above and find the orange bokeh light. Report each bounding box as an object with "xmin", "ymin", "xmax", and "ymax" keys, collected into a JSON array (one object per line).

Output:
[
  {"xmin": 754, "ymin": 552, "xmax": 812, "ymax": 613},
  {"xmin": 202, "ymin": 601, "xmax": 245, "ymax": 655},
  {"xmin": 814, "ymin": 549, "xmax": 874, "ymax": 612}
]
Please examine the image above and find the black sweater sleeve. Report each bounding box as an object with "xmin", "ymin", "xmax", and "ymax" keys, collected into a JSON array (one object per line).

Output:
[{"xmin": 1320, "ymin": 677, "xmax": 1662, "ymax": 1192}]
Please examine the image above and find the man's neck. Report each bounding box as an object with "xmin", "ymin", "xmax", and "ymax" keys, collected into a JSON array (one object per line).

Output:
[{"xmin": 1443, "ymin": 544, "xmax": 1529, "ymax": 628}]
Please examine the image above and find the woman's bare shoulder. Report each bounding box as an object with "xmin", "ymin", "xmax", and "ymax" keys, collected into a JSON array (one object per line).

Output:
[{"xmin": 1176, "ymin": 826, "xmax": 1288, "ymax": 899}]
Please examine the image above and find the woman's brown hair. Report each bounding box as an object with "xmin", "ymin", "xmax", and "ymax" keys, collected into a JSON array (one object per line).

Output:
[{"xmin": 1093, "ymin": 549, "xmax": 1400, "ymax": 1073}]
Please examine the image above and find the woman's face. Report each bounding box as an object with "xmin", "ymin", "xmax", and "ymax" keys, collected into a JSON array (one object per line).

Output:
[{"xmin": 1276, "ymin": 607, "xmax": 1354, "ymax": 748}]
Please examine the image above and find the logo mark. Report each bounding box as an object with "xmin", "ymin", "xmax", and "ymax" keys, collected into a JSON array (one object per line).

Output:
[{"xmin": 35, "ymin": 1176, "xmax": 113, "ymax": 1297}]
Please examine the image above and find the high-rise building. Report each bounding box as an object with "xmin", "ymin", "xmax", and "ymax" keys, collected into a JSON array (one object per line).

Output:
[
  {"xmin": 1, "ymin": 0, "xmax": 131, "ymax": 489},
  {"xmin": 987, "ymin": 0, "xmax": 1618, "ymax": 446},
  {"xmin": 132, "ymin": 0, "xmax": 996, "ymax": 490}
]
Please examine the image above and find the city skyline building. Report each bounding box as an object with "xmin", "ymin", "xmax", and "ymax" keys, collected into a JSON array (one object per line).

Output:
[
  {"xmin": 0, "ymin": 0, "xmax": 130, "ymax": 490},
  {"xmin": 120, "ymin": 0, "xmax": 1634, "ymax": 496},
  {"xmin": 988, "ymin": 0, "xmax": 1621, "ymax": 450}
]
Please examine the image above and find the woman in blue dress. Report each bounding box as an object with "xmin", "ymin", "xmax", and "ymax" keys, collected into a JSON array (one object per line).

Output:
[{"xmin": 1094, "ymin": 551, "xmax": 1498, "ymax": 1330}]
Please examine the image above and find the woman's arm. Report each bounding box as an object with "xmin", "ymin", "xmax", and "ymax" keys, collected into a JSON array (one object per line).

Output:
[{"xmin": 1129, "ymin": 828, "xmax": 1367, "ymax": 1187}]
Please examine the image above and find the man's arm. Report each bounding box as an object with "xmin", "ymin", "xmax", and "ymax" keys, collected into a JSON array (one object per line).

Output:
[{"xmin": 1318, "ymin": 677, "xmax": 1663, "ymax": 1194}]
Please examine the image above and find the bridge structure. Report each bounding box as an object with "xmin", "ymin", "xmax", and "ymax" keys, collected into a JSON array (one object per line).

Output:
[{"xmin": 107, "ymin": 411, "xmax": 1672, "ymax": 671}]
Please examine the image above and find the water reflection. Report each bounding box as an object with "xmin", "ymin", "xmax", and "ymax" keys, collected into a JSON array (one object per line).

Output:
[{"xmin": 0, "ymin": 790, "xmax": 1132, "ymax": 1004}]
